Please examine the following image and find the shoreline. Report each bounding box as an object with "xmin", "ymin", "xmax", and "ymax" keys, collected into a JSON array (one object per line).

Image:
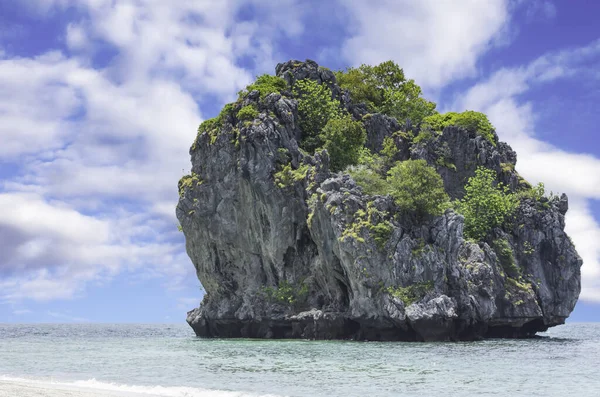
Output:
[
  {"xmin": 0, "ymin": 377, "xmax": 273, "ymax": 397},
  {"xmin": 0, "ymin": 380, "xmax": 139, "ymax": 397}
]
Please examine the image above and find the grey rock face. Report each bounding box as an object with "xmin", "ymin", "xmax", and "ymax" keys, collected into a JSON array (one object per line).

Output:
[{"xmin": 177, "ymin": 60, "xmax": 582, "ymax": 341}]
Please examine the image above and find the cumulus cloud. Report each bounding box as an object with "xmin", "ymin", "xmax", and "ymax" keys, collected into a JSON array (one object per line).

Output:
[
  {"xmin": 0, "ymin": 0, "xmax": 310, "ymax": 303},
  {"xmin": 2, "ymin": 0, "xmax": 599, "ymax": 311},
  {"xmin": 0, "ymin": 192, "xmax": 191, "ymax": 302},
  {"xmin": 0, "ymin": 52, "xmax": 82, "ymax": 159},
  {"xmin": 452, "ymin": 40, "xmax": 600, "ymax": 302},
  {"xmin": 340, "ymin": 0, "xmax": 510, "ymax": 88}
]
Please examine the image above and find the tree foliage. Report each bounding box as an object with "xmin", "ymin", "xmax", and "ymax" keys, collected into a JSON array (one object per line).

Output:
[
  {"xmin": 380, "ymin": 136, "xmax": 398, "ymax": 163},
  {"xmin": 240, "ymin": 74, "xmax": 287, "ymax": 99},
  {"xmin": 293, "ymin": 79, "xmax": 344, "ymax": 152},
  {"xmin": 197, "ymin": 103, "xmax": 235, "ymax": 144},
  {"xmin": 386, "ymin": 159, "xmax": 449, "ymax": 218},
  {"xmin": 422, "ymin": 111, "xmax": 496, "ymax": 145},
  {"xmin": 457, "ymin": 167, "xmax": 518, "ymax": 240},
  {"xmin": 237, "ymin": 104, "xmax": 259, "ymax": 120},
  {"xmin": 347, "ymin": 165, "xmax": 388, "ymax": 196},
  {"xmin": 379, "ymin": 82, "xmax": 437, "ymax": 125},
  {"xmin": 322, "ymin": 115, "xmax": 367, "ymax": 172},
  {"xmin": 335, "ymin": 61, "xmax": 437, "ymax": 125}
]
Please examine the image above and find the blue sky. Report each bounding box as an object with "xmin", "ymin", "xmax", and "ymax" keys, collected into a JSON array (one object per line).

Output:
[{"xmin": 0, "ymin": 0, "xmax": 599, "ymax": 323}]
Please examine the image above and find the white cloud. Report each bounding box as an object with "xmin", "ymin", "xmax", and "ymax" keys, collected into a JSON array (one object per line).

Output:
[
  {"xmin": 453, "ymin": 40, "xmax": 600, "ymax": 302},
  {"xmin": 66, "ymin": 23, "xmax": 87, "ymax": 50},
  {"xmin": 340, "ymin": 0, "xmax": 510, "ymax": 88},
  {"xmin": 0, "ymin": 1, "xmax": 304, "ymax": 303},
  {"xmin": 0, "ymin": 192, "xmax": 194, "ymax": 302},
  {"xmin": 0, "ymin": 53, "xmax": 82, "ymax": 158}
]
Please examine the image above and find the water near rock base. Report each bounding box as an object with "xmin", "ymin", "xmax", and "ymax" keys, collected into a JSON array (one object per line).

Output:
[{"xmin": 0, "ymin": 323, "xmax": 598, "ymax": 397}]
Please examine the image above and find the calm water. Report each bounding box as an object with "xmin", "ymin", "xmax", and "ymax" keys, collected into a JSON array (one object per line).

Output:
[{"xmin": 0, "ymin": 323, "xmax": 598, "ymax": 396}]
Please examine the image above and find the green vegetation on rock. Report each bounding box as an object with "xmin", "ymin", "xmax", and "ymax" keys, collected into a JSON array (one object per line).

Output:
[
  {"xmin": 517, "ymin": 182, "xmax": 547, "ymax": 201},
  {"xmin": 262, "ymin": 280, "xmax": 309, "ymax": 306},
  {"xmin": 422, "ymin": 111, "xmax": 496, "ymax": 145},
  {"xmin": 293, "ymin": 79, "xmax": 344, "ymax": 152},
  {"xmin": 386, "ymin": 159, "xmax": 449, "ymax": 218},
  {"xmin": 178, "ymin": 172, "xmax": 203, "ymax": 197},
  {"xmin": 197, "ymin": 103, "xmax": 235, "ymax": 145},
  {"xmin": 457, "ymin": 167, "xmax": 518, "ymax": 241},
  {"xmin": 340, "ymin": 202, "xmax": 393, "ymax": 248},
  {"xmin": 347, "ymin": 165, "xmax": 388, "ymax": 196},
  {"xmin": 240, "ymin": 74, "xmax": 287, "ymax": 99},
  {"xmin": 493, "ymin": 238, "xmax": 520, "ymax": 278},
  {"xmin": 274, "ymin": 163, "xmax": 312, "ymax": 188},
  {"xmin": 322, "ymin": 115, "xmax": 367, "ymax": 172},
  {"xmin": 348, "ymin": 158, "xmax": 450, "ymax": 220},
  {"xmin": 237, "ymin": 104, "xmax": 259, "ymax": 121},
  {"xmin": 335, "ymin": 61, "xmax": 436, "ymax": 124},
  {"xmin": 387, "ymin": 281, "xmax": 434, "ymax": 306},
  {"xmin": 380, "ymin": 136, "xmax": 399, "ymax": 163}
]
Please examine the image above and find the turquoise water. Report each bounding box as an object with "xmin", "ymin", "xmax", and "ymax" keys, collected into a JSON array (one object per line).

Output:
[{"xmin": 0, "ymin": 323, "xmax": 599, "ymax": 396}]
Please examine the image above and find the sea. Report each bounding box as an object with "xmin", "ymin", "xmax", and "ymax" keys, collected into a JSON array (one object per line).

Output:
[{"xmin": 0, "ymin": 323, "xmax": 598, "ymax": 397}]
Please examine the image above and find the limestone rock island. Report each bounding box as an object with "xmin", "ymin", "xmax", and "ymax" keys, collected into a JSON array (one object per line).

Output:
[{"xmin": 176, "ymin": 60, "xmax": 582, "ymax": 341}]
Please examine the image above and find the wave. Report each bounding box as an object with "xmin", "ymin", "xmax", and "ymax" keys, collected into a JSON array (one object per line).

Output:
[{"xmin": 0, "ymin": 375, "xmax": 283, "ymax": 397}]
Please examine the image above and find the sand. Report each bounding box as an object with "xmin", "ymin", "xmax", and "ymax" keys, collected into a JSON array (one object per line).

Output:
[{"xmin": 0, "ymin": 380, "xmax": 153, "ymax": 397}]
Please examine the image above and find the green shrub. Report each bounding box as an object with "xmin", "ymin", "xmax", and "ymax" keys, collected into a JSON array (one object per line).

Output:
[
  {"xmin": 237, "ymin": 104, "xmax": 259, "ymax": 121},
  {"xmin": 356, "ymin": 148, "xmax": 385, "ymax": 172},
  {"xmin": 340, "ymin": 202, "xmax": 393, "ymax": 248},
  {"xmin": 453, "ymin": 111, "xmax": 495, "ymax": 143},
  {"xmin": 293, "ymin": 79, "xmax": 344, "ymax": 152},
  {"xmin": 413, "ymin": 130, "xmax": 434, "ymax": 144},
  {"xmin": 500, "ymin": 162, "xmax": 515, "ymax": 173},
  {"xmin": 379, "ymin": 81, "xmax": 437, "ymax": 125},
  {"xmin": 381, "ymin": 136, "xmax": 398, "ymax": 162},
  {"xmin": 387, "ymin": 281, "xmax": 433, "ymax": 306},
  {"xmin": 335, "ymin": 60, "xmax": 436, "ymax": 124},
  {"xmin": 457, "ymin": 167, "xmax": 518, "ymax": 241},
  {"xmin": 422, "ymin": 111, "xmax": 496, "ymax": 145},
  {"xmin": 492, "ymin": 238, "xmax": 520, "ymax": 278},
  {"xmin": 386, "ymin": 159, "xmax": 450, "ymax": 218},
  {"xmin": 322, "ymin": 115, "xmax": 366, "ymax": 172},
  {"xmin": 517, "ymin": 182, "xmax": 546, "ymax": 201},
  {"xmin": 262, "ymin": 280, "xmax": 308, "ymax": 306},
  {"xmin": 335, "ymin": 61, "xmax": 407, "ymax": 110},
  {"xmin": 274, "ymin": 163, "xmax": 311, "ymax": 188},
  {"xmin": 370, "ymin": 221, "xmax": 394, "ymax": 248},
  {"xmin": 197, "ymin": 103, "xmax": 235, "ymax": 144},
  {"xmin": 178, "ymin": 172, "xmax": 203, "ymax": 197},
  {"xmin": 347, "ymin": 165, "xmax": 387, "ymax": 196},
  {"xmin": 240, "ymin": 74, "xmax": 287, "ymax": 99}
]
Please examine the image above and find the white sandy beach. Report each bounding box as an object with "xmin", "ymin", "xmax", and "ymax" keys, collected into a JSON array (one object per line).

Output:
[
  {"xmin": 0, "ymin": 378, "xmax": 265, "ymax": 397},
  {"xmin": 0, "ymin": 380, "xmax": 141, "ymax": 397}
]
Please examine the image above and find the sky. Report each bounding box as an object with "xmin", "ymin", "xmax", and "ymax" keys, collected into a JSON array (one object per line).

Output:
[{"xmin": 0, "ymin": 0, "xmax": 599, "ymax": 323}]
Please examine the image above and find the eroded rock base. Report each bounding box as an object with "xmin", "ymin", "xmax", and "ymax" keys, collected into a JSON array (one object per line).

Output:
[{"xmin": 187, "ymin": 308, "xmax": 558, "ymax": 342}]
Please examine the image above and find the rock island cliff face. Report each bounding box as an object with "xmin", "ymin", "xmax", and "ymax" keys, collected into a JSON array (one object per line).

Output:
[{"xmin": 176, "ymin": 60, "xmax": 582, "ymax": 341}]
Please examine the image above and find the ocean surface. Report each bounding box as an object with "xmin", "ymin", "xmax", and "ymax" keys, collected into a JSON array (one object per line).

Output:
[{"xmin": 0, "ymin": 323, "xmax": 598, "ymax": 397}]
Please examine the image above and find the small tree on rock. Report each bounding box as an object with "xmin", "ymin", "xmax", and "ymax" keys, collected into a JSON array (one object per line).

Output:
[
  {"xmin": 386, "ymin": 159, "xmax": 449, "ymax": 219},
  {"xmin": 322, "ymin": 115, "xmax": 367, "ymax": 172},
  {"xmin": 457, "ymin": 167, "xmax": 518, "ymax": 240}
]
